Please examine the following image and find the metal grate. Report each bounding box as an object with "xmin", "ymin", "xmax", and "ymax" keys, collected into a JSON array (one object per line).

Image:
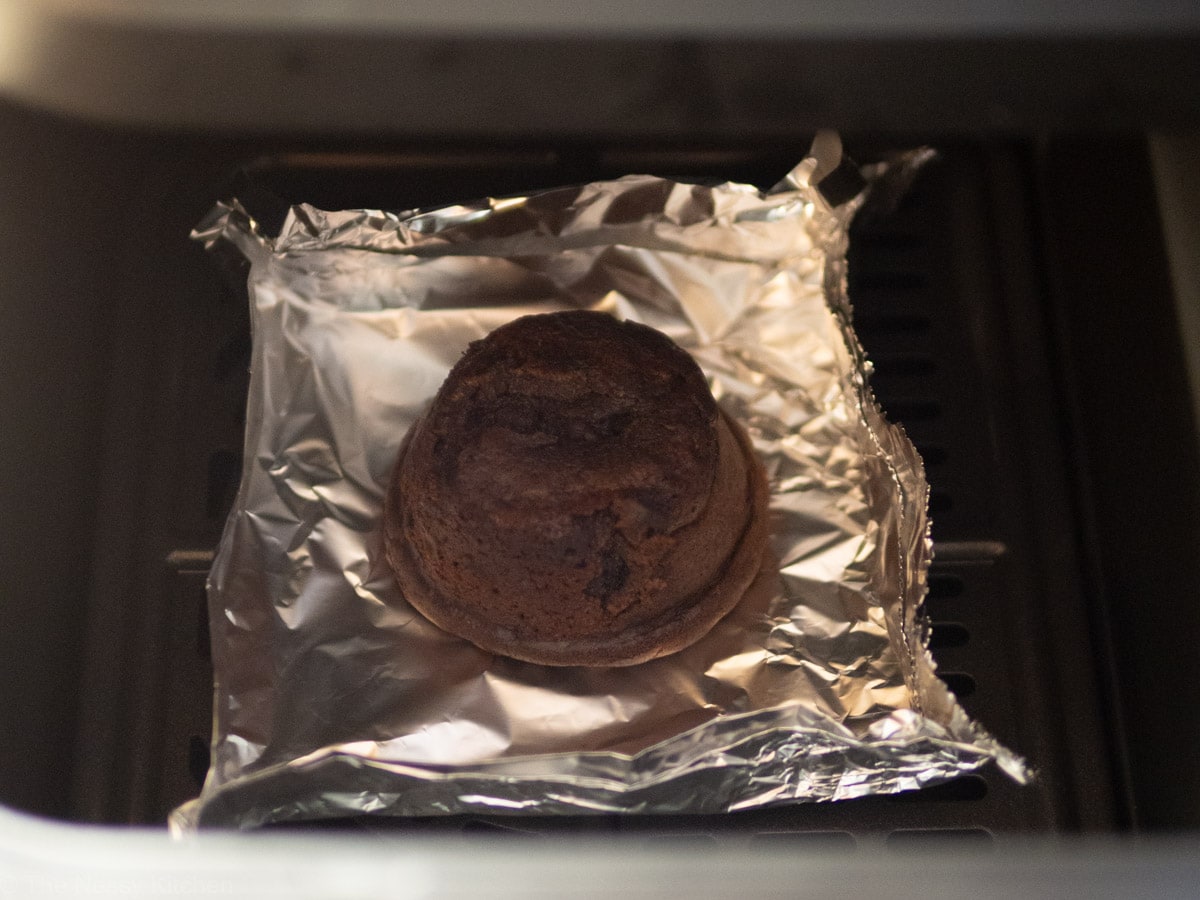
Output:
[{"xmin": 145, "ymin": 143, "xmax": 1123, "ymax": 839}]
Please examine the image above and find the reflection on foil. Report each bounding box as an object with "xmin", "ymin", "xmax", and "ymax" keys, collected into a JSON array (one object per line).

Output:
[{"xmin": 171, "ymin": 137, "xmax": 1026, "ymax": 833}]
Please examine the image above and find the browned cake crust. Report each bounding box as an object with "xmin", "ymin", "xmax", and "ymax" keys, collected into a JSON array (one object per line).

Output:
[{"xmin": 384, "ymin": 310, "xmax": 769, "ymax": 666}]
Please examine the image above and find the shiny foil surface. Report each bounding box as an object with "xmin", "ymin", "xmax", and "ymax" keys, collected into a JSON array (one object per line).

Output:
[{"xmin": 171, "ymin": 140, "xmax": 1027, "ymax": 832}]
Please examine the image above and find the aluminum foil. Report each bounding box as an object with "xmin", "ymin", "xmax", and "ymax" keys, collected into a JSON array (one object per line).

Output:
[{"xmin": 171, "ymin": 137, "xmax": 1027, "ymax": 833}]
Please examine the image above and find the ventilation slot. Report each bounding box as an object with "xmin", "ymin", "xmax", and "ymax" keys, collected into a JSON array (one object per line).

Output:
[
  {"xmin": 206, "ymin": 450, "xmax": 241, "ymax": 520},
  {"xmin": 195, "ymin": 580, "xmax": 211, "ymax": 661},
  {"xmin": 888, "ymin": 775, "xmax": 988, "ymax": 803},
  {"xmin": 188, "ymin": 735, "xmax": 210, "ymax": 788},
  {"xmin": 751, "ymin": 831, "xmax": 855, "ymax": 850},
  {"xmin": 927, "ymin": 574, "xmax": 965, "ymax": 599},
  {"xmin": 461, "ymin": 819, "xmax": 544, "ymax": 837},
  {"xmin": 642, "ymin": 834, "xmax": 720, "ymax": 848},
  {"xmin": 850, "ymin": 231, "xmax": 925, "ymax": 253},
  {"xmin": 929, "ymin": 491, "xmax": 954, "ymax": 514},
  {"xmin": 880, "ymin": 398, "xmax": 941, "ymax": 422},
  {"xmin": 915, "ymin": 444, "xmax": 948, "ymax": 466},
  {"xmin": 214, "ymin": 331, "xmax": 251, "ymax": 381},
  {"xmin": 853, "ymin": 312, "xmax": 931, "ymax": 337},
  {"xmin": 887, "ymin": 828, "xmax": 993, "ymax": 849},
  {"xmin": 872, "ymin": 354, "xmax": 937, "ymax": 378},
  {"xmin": 940, "ymin": 672, "xmax": 977, "ymax": 698},
  {"xmin": 928, "ymin": 622, "xmax": 970, "ymax": 649},
  {"xmin": 853, "ymin": 271, "xmax": 927, "ymax": 292}
]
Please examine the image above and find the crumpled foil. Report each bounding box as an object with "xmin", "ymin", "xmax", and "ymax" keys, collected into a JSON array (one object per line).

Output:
[{"xmin": 171, "ymin": 137, "xmax": 1028, "ymax": 833}]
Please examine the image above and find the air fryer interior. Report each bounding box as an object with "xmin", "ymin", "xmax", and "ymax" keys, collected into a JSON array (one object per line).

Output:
[{"xmin": 2, "ymin": 101, "xmax": 1198, "ymax": 837}]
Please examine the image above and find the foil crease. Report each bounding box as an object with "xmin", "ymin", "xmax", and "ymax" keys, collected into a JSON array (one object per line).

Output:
[{"xmin": 172, "ymin": 139, "xmax": 1027, "ymax": 832}]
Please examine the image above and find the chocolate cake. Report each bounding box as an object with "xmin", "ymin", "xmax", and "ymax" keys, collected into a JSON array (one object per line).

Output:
[{"xmin": 383, "ymin": 310, "xmax": 769, "ymax": 666}]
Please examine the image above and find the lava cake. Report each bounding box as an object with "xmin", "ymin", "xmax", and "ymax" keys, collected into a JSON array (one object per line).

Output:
[{"xmin": 383, "ymin": 310, "xmax": 769, "ymax": 666}]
